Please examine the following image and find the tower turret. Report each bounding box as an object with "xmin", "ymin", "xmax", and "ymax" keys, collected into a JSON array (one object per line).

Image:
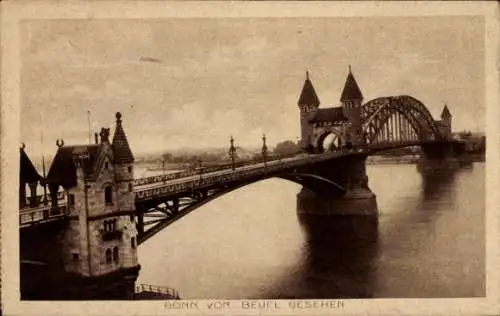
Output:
[
  {"xmin": 440, "ymin": 104, "xmax": 452, "ymax": 138},
  {"xmin": 341, "ymin": 66, "xmax": 364, "ymax": 146},
  {"xmin": 111, "ymin": 112, "xmax": 138, "ymax": 273},
  {"xmin": 440, "ymin": 104, "xmax": 452, "ymax": 120},
  {"xmin": 298, "ymin": 71, "xmax": 320, "ymax": 150}
]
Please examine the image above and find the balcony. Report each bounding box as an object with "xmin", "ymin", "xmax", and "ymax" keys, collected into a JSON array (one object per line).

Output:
[{"xmin": 102, "ymin": 230, "xmax": 123, "ymax": 241}]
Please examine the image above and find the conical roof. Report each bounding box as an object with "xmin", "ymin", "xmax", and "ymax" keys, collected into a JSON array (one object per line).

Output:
[
  {"xmin": 441, "ymin": 104, "xmax": 452, "ymax": 119},
  {"xmin": 298, "ymin": 71, "xmax": 320, "ymax": 107},
  {"xmin": 340, "ymin": 66, "xmax": 363, "ymax": 101},
  {"xmin": 20, "ymin": 146, "xmax": 42, "ymax": 183},
  {"xmin": 45, "ymin": 144, "xmax": 100, "ymax": 188},
  {"xmin": 112, "ymin": 112, "xmax": 134, "ymax": 164}
]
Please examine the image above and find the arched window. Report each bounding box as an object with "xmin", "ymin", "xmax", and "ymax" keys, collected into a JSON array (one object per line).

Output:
[
  {"xmin": 104, "ymin": 186, "xmax": 113, "ymax": 204},
  {"xmin": 113, "ymin": 247, "xmax": 119, "ymax": 263},
  {"xmin": 128, "ymin": 183, "xmax": 133, "ymax": 193},
  {"xmin": 105, "ymin": 249, "xmax": 112, "ymax": 264}
]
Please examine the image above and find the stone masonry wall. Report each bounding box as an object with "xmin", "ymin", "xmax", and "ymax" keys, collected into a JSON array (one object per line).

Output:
[{"xmin": 60, "ymin": 142, "xmax": 138, "ymax": 278}]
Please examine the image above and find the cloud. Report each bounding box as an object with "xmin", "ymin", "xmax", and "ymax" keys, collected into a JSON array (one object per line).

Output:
[{"xmin": 21, "ymin": 18, "xmax": 485, "ymax": 157}]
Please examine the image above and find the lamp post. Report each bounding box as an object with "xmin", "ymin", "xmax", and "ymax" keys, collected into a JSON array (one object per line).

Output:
[
  {"xmin": 262, "ymin": 133, "xmax": 268, "ymax": 169},
  {"xmin": 42, "ymin": 154, "xmax": 47, "ymax": 205},
  {"xmin": 228, "ymin": 136, "xmax": 236, "ymax": 171}
]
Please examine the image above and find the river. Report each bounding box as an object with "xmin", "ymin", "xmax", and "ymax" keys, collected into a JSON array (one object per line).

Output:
[{"xmin": 136, "ymin": 163, "xmax": 485, "ymax": 298}]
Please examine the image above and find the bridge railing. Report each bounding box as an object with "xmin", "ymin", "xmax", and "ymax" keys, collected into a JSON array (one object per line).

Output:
[
  {"xmin": 135, "ymin": 284, "xmax": 180, "ymax": 299},
  {"xmin": 133, "ymin": 156, "xmax": 294, "ymax": 187},
  {"xmin": 20, "ymin": 191, "xmax": 66, "ymax": 210},
  {"xmin": 134, "ymin": 139, "xmax": 449, "ymax": 202},
  {"xmin": 134, "ymin": 149, "xmax": 352, "ymax": 201},
  {"xmin": 19, "ymin": 204, "xmax": 67, "ymax": 228}
]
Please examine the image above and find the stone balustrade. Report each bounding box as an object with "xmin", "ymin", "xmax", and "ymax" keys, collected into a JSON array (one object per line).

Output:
[{"xmin": 19, "ymin": 205, "xmax": 67, "ymax": 228}]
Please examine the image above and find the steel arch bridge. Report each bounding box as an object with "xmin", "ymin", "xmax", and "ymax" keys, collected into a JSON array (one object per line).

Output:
[
  {"xmin": 361, "ymin": 95, "xmax": 444, "ymax": 145},
  {"xmin": 131, "ymin": 96, "xmax": 461, "ymax": 245},
  {"xmin": 19, "ymin": 96, "xmax": 462, "ymax": 246}
]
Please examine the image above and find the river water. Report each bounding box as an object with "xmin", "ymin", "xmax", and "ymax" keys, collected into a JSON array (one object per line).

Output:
[{"xmin": 137, "ymin": 163, "xmax": 485, "ymax": 299}]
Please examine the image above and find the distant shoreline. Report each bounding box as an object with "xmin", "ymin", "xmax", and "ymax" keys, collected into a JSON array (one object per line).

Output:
[{"xmin": 366, "ymin": 156, "xmax": 420, "ymax": 165}]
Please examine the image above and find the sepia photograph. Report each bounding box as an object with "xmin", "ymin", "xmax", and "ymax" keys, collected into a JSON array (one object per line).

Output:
[{"xmin": 2, "ymin": 1, "xmax": 499, "ymax": 315}]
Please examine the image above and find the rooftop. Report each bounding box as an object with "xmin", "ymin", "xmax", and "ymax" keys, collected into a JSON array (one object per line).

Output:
[{"xmin": 340, "ymin": 66, "xmax": 363, "ymax": 101}]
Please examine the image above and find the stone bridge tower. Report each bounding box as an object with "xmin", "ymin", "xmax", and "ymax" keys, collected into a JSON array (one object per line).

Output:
[
  {"xmin": 298, "ymin": 71, "xmax": 320, "ymax": 151},
  {"xmin": 341, "ymin": 66, "xmax": 365, "ymax": 146},
  {"xmin": 43, "ymin": 113, "xmax": 139, "ymax": 300}
]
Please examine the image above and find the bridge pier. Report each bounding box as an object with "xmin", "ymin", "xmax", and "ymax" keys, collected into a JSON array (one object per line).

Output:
[
  {"xmin": 297, "ymin": 156, "xmax": 378, "ymax": 216},
  {"xmin": 417, "ymin": 142, "xmax": 460, "ymax": 174}
]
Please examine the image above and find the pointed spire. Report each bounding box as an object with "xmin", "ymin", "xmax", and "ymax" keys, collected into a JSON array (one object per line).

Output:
[
  {"xmin": 340, "ymin": 65, "xmax": 363, "ymax": 102},
  {"xmin": 112, "ymin": 112, "xmax": 134, "ymax": 164},
  {"xmin": 20, "ymin": 145, "xmax": 42, "ymax": 183},
  {"xmin": 298, "ymin": 71, "xmax": 320, "ymax": 107},
  {"xmin": 440, "ymin": 104, "xmax": 452, "ymax": 119}
]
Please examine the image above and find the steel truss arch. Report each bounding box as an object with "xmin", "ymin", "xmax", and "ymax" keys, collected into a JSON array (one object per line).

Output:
[{"xmin": 361, "ymin": 95, "xmax": 443, "ymax": 143}]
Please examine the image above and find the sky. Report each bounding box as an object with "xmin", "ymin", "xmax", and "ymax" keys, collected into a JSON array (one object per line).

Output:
[{"xmin": 20, "ymin": 16, "xmax": 485, "ymax": 159}]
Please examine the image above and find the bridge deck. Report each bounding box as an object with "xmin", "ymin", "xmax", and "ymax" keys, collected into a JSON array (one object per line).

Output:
[
  {"xmin": 18, "ymin": 139, "xmax": 459, "ymax": 226},
  {"xmin": 133, "ymin": 140, "xmax": 433, "ymax": 202}
]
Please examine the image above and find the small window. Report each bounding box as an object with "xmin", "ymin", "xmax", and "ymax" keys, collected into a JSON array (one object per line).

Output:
[
  {"xmin": 130, "ymin": 214, "xmax": 134, "ymax": 222},
  {"xmin": 103, "ymin": 219, "xmax": 117, "ymax": 232},
  {"xmin": 105, "ymin": 249, "xmax": 112, "ymax": 264},
  {"xmin": 105, "ymin": 186, "xmax": 113, "ymax": 204},
  {"xmin": 128, "ymin": 183, "xmax": 133, "ymax": 192},
  {"xmin": 131, "ymin": 237, "xmax": 136, "ymax": 249},
  {"xmin": 68, "ymin": 194, "xmax": 75, "ymax": 206},
  {"xmin": 113, "ymin": 247, "xmax": 119, "ymax": 263},
  {"xmin": 72, "ymin": 253, "xmax": 79, "ymax": 261},
  {"xmin": 128, "ymin": 166, "xmax": 132, "ymax": 173},
  {"xmin": 105, "ymin": 162, "xmax": 109, "ymax": 169}
]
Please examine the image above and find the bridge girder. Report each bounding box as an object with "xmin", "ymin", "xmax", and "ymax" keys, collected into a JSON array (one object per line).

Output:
[{"xmin": 135, "ymin": 161, "xmax": 350, "ymax": 245}]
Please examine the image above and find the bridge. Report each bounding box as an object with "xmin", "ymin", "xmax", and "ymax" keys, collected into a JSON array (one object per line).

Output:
[{"xmin": 18, "ymin": 67, "xmax": 469, "ymax": 300}]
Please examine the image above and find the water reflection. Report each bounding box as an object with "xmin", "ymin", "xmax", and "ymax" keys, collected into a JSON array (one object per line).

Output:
[
  {"xmin": 260, "ymin": 194, "xmax": 379, "ymax": 299},
  {"xmin": 137, "ymin": 164, "xmax": 484, "ymax": 299},
  {"xmin": 372, "ymin": 166, "xmax": 484, "ymax": 298},
  {"xmin": 420, "ymin": 171, "xmax": 457, "ymax": 200}
]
